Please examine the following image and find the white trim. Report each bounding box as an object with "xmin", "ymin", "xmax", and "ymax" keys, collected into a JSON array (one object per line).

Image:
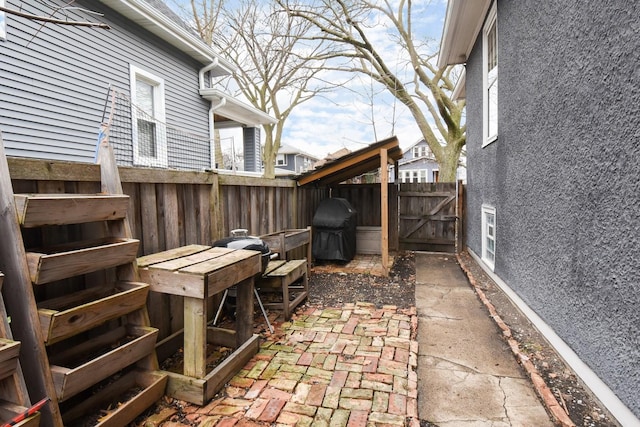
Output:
[
  {"xmin": 481, "ymin": 204, "xmax": 496, "ymax": 270},
  {"xmin": 130, "ymin": 64, "xmax": 168, "ymax": 168},
  {"xmin": 467, "ymin": 248, "xmax": 640, "ymax": 427},
  {"xmin": 98, "ymin": 0, "xmax": 234, "ymax": 71},
  {"xmin": 0, "ymin": 0, "xmax": 6, "ymax": 40},
  {"xmin": 482, "ymin": 3, "xmax": 498, "ymax": 147},
  {"xmin": 276, "ymin": 153, "xmax": 287, "ymax": 167},
  {"xmin": 437, "ymin": 0, "xmax": 492, "ymax": 68}
]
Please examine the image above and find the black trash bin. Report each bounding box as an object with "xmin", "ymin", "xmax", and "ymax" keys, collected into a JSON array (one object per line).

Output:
[{"xmin": 312, "ymin": 197, "xmax": 357, "ymax": 262}]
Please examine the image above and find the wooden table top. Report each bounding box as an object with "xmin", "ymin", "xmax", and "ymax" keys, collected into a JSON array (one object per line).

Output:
[{"xmin": 137, "ymin": 244, "xmax": 261, "ymax": 299}]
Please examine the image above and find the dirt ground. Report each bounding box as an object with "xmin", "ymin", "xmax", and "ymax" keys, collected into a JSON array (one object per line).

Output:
[{"xmin": 309, "ymin": 251, "xmax": 620, "ymax": 427}]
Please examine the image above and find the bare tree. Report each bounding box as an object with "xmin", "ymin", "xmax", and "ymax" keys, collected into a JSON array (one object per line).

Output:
[
  {"xmin": 189, "ymin": 0, "xmax": 339, "ymax": 178},
  {"xmin": 277, "ymin": 0, "xmax": 466, "ymax": 182}
]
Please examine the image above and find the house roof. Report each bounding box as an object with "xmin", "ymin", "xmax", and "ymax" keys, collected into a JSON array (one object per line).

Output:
[
  {"xmin": 99, "ymin": 0, "xmax": 234, "ymax": 73},
  {"xmin": 297, "ymin": 136, "xmax": 403, "ymax": 187},
  {"xmin": 437, "ymin": 0, "xmax": 492, "ymax": 67},
  {"xmin": 278, "ymin": 144, "xmax": 319, "ymax": 160},
  {"xmin": 200, "ymin": 89, "xmax": 277, "ymax": 127}
]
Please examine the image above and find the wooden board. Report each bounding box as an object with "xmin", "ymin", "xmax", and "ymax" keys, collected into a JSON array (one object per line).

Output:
[
  {"xmin": 60, "ymin": 369, "xmax": 167, "ymax": 427},
  {"xmin": 136, "ymin": 245, "xmax": 211, "ymax": 268},
  {"xmin": 163, "ymin": 334, "xmax": 260, "ymax": 405},
  {"xmin": 0, "ymin": 339, "xmax": 20, "ymax": 380},
  {"xmin": 139, "ymin": 248, "xmax": 260, "ymax": 298},
  {"xmin": 37, "ymin": 281, "xmax": 149, "ymax": 344},
  {"xmin": 14, "ymin": 194, "xmax": 130, "ymax": 228},
  {"xmin": 50, "ymin": 326, "xmax": 158, "ymax": 402},
  {"xmin": 0, "ymin": 401, "xmax": 41, "ymax": 427},
  {"xmin": 26, "ymin": 238, "xmax": 140, "ymax": 284}
]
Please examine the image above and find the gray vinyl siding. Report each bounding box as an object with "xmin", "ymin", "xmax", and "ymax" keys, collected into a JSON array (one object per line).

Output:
[
  {"xmin": 465, "ymin": 0, "xmax": 640, "ymax": 417},
  {"xmin": 0, "ymin": 0, "xmax": 212, "ymax": 169}
]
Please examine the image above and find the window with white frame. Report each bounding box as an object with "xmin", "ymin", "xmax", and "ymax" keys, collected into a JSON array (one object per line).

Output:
[
  {"xmin": 276, "ymin": 154, "xmax": 287, "ymax": 166},
  {"xmin": 432, "ymin": 169, "xmax": 439, "ymax": 183},
  {"xmin": 0, "ymin": 0, "xmax": 6, "ymax": 40},
  {"xmin": 130, "ymin": 65, "xmax": 167, "ymax": 167},
  {"xmin": 483, "ymin": 3, "xmax": 498, "ymax": 146},
  {"xmin": 413, "ymin": 145, "xmax": 428, "ymax": 158},
  {"xmin": 481, "ymin": 205, "xmax": 496, "ymax": 270}
]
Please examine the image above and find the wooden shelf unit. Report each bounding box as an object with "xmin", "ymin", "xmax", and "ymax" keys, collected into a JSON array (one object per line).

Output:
[
  {"xmin": 0, "ymin": 272, "xmax": 41, "ymax": 427},
  {"xmin": 0, "ymin": 134, "xmax": 167, "ymax": 427}
]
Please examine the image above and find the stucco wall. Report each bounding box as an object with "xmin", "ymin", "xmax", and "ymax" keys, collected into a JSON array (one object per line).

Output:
[{"xmin": 465, "ymin": 0, "xmax": 640, "ymax": 417}]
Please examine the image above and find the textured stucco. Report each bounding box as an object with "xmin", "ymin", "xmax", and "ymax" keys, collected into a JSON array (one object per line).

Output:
[{"xmin": 465, "ymin": 0, "xmax": 640, "ymax": 417}]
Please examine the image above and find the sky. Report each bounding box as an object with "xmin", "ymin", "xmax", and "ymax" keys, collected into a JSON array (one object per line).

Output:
[{"xmin": 185, "ymin": 0, "xmax": 450, "ymax": 161}]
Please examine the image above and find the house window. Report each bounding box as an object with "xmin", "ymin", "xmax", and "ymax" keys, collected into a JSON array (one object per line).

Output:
[
  {"xmin": 413, "ymin": 145, "xmax": 428, "ymax": 158},
  {"xmin": 276, "ymin": 154, "xmax": 287, "ymax": 166},
  {"xmin": 130, "ymin": 65, "xmax": 167, "ymax": 167},
  {"xmin": 0, "ymin": 0, "xmax": 6, "ymax": 40},
  {"xmin": 481, "ymin": 205, "xmax": 496, "ymax": 270},
  {"xmin": 419, "ymin": 170, "xmax": 427, "ymax": 183},
  {"xmin": 432, "ymin": 170, "xmax": 439, "ymax": 183},
  {"xmin": 483, "ymin": 3, "xmax": 498, "ymax": 146}
]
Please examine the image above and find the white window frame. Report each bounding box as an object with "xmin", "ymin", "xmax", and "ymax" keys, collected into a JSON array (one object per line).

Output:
[
  {"xmin": 431, "ymin": 169, "xmax": 439, "ymax": 183},
  {"xmin": 130, "ymin": 65, "xmax": 167, "ymax": 167},
  {"xmin": 482, "ymin": 3, "xmax": 498, "ymax": 147},
  {"xmin": 481, "ymin": 205, "xmax": 496, "ymax": 270},
  {"xmin": 276, "ymin": 153, "xmax": 287, "ymax": 166},
  {"xmin": 0, "ymin": 0, "xmax": 6, "ymax": 40}
]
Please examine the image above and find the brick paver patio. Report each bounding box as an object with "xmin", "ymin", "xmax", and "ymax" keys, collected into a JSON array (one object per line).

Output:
[{"xmin": 148, "ymin": 302, "xmax": 419, "ymax": 426}]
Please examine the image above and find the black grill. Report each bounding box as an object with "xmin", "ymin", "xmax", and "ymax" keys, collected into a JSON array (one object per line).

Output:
[{"xmin": 312, "ymin": 198, "xmax": 357, "ymax": 262}]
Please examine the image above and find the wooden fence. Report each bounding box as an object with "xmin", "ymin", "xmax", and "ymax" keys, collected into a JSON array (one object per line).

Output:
[{"xmin": 7, "ymin": 157, "xmax": 463, "ymax": 339}]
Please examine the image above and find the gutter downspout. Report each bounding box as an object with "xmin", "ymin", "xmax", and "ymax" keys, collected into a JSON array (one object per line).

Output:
[
  {"xmin": 208, "ymin": 97, "xmax": 226, "ymax": 169},
  {"xmin": 200, "ymin": 59, "xmax": 223, "ymax": 169},
  {"xmin": 199, "ymin": 58, "xmax": 219, "ymax": 91}
]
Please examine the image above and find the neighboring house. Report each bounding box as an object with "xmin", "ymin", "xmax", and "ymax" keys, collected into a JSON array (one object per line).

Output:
[
  {"xmin": 0, "ymin": 0, "xmax": 275, "ymax": 172},
  {"xmin": 390, "ymin": 139, "xmax": 440, "ymax": 183},
  {"xmin": 274, "ymin": 144, "xmax": 319, "ymax": 176},
  {"xmin": 439, "ymin": 1, "xmax": 640, "ymax": 424}
]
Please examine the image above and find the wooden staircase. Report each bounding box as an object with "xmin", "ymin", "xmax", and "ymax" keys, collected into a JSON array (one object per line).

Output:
[{"xmin": 0, "ymin": 131, "xmax": 167, "ymax": 426}]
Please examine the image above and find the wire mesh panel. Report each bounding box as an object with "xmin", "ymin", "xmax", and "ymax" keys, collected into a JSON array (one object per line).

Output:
[{"xmin": 102, "ymin": 88, "xmax": 213, "ymax": 171}]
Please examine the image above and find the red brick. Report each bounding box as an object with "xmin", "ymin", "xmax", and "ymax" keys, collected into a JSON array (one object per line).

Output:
[
  {"xmin": 260, "ymin": 387, "xmax": 292, "ymax": 400},
  {"xmin": 329, "ymin": 370, "xmax": 348, "ymax": 387},
  {"xmin": 347, "ymin": 409, "xmax": 369, "ymax": 427},
  {"xmin": 306, "ymin": 383, "xmax": 327, "ymax": 406},
  {"xmin": 245, "ymin": 379, "xmax": 268, "ymax": 399},
  {"xmin": 363, "ymin": 372, "xmax": 393, "ymax": 384},
  {"xmin": 216, "ymin": 417, "xmax": 239, "ymax": 427},
  {"xmin": 388, "ymin": 393, "xmax": 406, "ymax": 415},
  {"xmin": 381, "ymin": 346, "xmax": 395, "ymax": 360},
  {"xmin": 258, "ymin": 399, "xmax": 287, "ymax": 422},
  {"xmin": 297, "ymin": 352, "xmax": 314, "ymax": 366},
  {"xmin": 237, "ymin": 420, "xmax": 267, "ymax": 427},
  {"xmin": 362, "ymin": 356, "xmax": 379, "ymax": 373},
  {"xmin": 342, "ymin": 317, "xmax": 359, "ymax": 334},
  {"xmin": 394, "ymin": 348, "xmax": 410, "ymax": 364},
  {"xmin": 245, "ymin": 398, "xmax": 268, "ymax": 419}
]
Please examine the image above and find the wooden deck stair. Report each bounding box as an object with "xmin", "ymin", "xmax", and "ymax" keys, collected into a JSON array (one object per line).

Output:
[{"xmin": 0, "ymin": 131, "xmax": 166, "ymax": 426}]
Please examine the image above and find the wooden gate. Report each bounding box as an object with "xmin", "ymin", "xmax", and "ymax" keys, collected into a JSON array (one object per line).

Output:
[{"xmin": 398, "ymin": 182, "xmax": 463, "ymax": 253}]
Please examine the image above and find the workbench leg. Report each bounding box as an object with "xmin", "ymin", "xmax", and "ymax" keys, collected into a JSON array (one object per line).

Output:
[
  {"xmin": 235, "ymin": 277, "xmax": 254, "ymax": 346},
  {"xmin": 184, "ymin": 296, "xmax": 207, "ymax": 378}
]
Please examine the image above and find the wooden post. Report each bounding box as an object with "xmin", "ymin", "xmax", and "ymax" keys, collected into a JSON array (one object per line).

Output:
[
  {"xmin": 210, "ymin": 172, "xmax": 224, "ymax": 242},
  {"xmin": 0, "ymin": 134, "xmax": 63, "ymax": 426},
  {"xmin": 380, "ymin": 149, "xmax": 389, "ymax": 276}
]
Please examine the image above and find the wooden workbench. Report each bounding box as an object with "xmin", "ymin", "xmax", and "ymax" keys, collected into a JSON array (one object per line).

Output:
[{"xmin": 137, "ymin": 245, "xmax": 261, "ymax": 404}]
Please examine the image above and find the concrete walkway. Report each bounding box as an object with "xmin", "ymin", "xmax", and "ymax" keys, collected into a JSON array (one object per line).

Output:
[{"xmin": 415, "ymin": 252, "xmax": 554, "ymax": 426}]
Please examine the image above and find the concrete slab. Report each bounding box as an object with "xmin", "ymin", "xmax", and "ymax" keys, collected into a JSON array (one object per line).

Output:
[{"xmin": 415, "ymin": 252, "xmax": 554, "ymax": 427}]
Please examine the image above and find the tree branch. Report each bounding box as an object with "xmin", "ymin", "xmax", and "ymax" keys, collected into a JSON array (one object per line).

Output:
[{"xmin": 0, "ymin": 6, "xmax": 110, "ymax": 29}]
